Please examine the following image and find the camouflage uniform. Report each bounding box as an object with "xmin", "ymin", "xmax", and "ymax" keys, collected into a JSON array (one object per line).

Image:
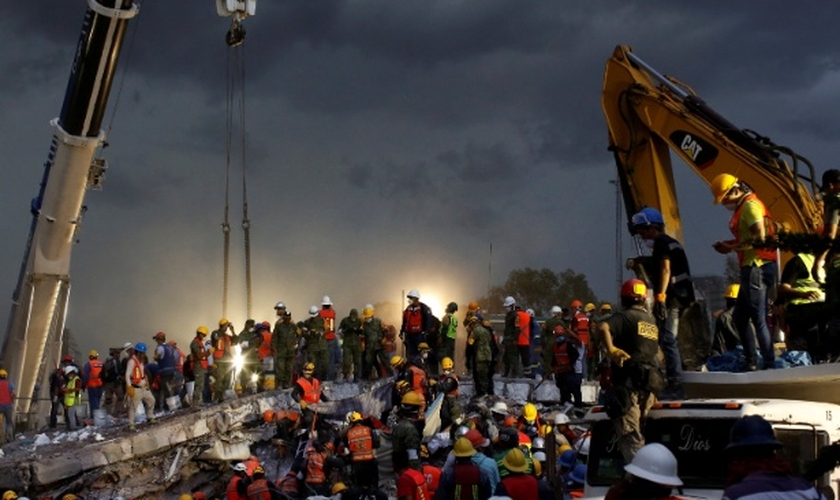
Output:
[
  {"xmin": 392, "ymin": 415, "xmax": 422, "ymax": 471},
  {"xmin": 541, "ymin": 315, "xmax": 565, "ymax": 374},
  {"xmin": 502, "ymin": 309, "xmax": 522, "ymax": 377},
  {"xmin": 470, "ymin": 323, "xmax": 493, "ymax": 397},
  {"xmin": 339, "ymin": 309, "xmax": 363, "ymax": 381},
  {"xmin": 272, "ymin": 318, "xmax": 299, "ymax": 389},
  {"xmin": 303, "ymin": 316, "xmax": 328, "ymax": 380},
  {"xmin": 363, "ymin": 315, "xmax": 389, "ymax": 379}
]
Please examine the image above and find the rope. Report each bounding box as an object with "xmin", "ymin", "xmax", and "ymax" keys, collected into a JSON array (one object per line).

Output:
[
  {"xmin": 236, "ymin": 45, "xmax": 253, "ymax": 319},
  {"xmin": 222, "ymin": 45, "xmax": 234, "ymax": 319}
]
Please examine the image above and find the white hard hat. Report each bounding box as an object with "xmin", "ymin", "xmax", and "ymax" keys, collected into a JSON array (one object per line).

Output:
[
  {"xmin": 503, "ymin": 296, "xmax": 516, "ymax": 308},
  {"xmin": 624, "ymin": 442, "xmax": 683, "ymax": 487},
  {"xmin": 232, "ymin": 462, "xmax": 248, "ymax": 472},
  {"xmin": 550, "ymin": 305, "xmax": 562, "ymax": 315},
  {"xmin": 309, "ymin": 306, "xmax": 319, "ymax": 317},
  {"xmin": 554, "ymin": 412, "xmax": 570, "ymax": 425},
  {"xmin": 123, "ymin": 342, "xmax": 133, "ymax": 351},
  {"xmin": 526, "ymin": 308, "xmax": 535, "ymax": 316},
  {"xmin": 491, "ymin": 401, "xmax": 509, "ymax": 415},
  {"xmin": 407, "ymin": 289, "xmax": 420, "ymax": 299},
  {"xmin": 274, "ymin": 301, "xmax": 286, "ymax": 309},
  {"xmin": 532, "ymin": 451, "xmax": 547, "ymax": 462},
  {"xmin": 63, "ymin": 365, "xmax": 77, "ymax": 375},
  {"xmin": 321, "ymin": 295, "xmax": 332, "ymax": 306}
]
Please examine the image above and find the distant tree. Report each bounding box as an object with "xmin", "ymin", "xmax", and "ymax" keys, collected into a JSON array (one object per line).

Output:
[{"xmin": 479, "ymin": 267, "xmax": 599, "ymax": 316}]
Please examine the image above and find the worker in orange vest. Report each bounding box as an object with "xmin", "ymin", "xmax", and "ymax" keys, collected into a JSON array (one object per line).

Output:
[
  {"xmin": 569, "ymin": 300, "xmax": 591, "ymax": 379},
  {"xmin": 245, "ymin": 465, "xmax": 283, "ymax": 499},
  {"xmin": 212, "ymin": 318, "xmax": 236, "ymax": 402},
  {"xmin": 125, "ymin": 342, "xmax": 156, "ymax": 431},
  {"xmin": 340, "ymin": 411, "xmax": 381, "ymax": 487},
  {"xmin": 227, "ymin": 462, "xmax": 251, "ymax": 500},
  {"xmin": 190, "ymin": 326, "xmax": 210, "ymax": 407},
  {"xmin": 303, "ymin": 441, "xmax": 330, "ymax": 496},
  {"xmin": 82, "ymin": 350, "xmax": 104, "ymax": 412},
  {"xmin": 292, "ymin": 362, "xmax": 329, "ymax": 432},
  {"xmin": 319, "ymin": 296, "xmax": 339, "ymax": 382}
]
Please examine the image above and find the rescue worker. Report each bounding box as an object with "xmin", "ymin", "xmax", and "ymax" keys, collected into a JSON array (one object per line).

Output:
[
  {"xmin": 777, "ymin": 252, "xmax": 827, "ymax": 360},
  {"xmin": 362, "ymin": 306, "xmax": 388, "ymax": 379},
  {"xmin": 391, "ymin": 355, "xmax": 428, "ymax": 402},
  {"xmin": 413, "ymin": 342, "xmax": 433, "ymax": 374},
  {"xmin": 517, "ymin": 403, "xmax": 543, "ymax": 441},
  {"xmin": 569, "ymin": 300, "xmax": 592, "ymax": 379},
  {"xmin": 227, "ymin": 462, "xmax": 251, "ymax": 500},
  {"xmin": 550, "ymin": 323, "xmax": 583, "ymax": 408},
  {"xmin": 272, "ymin": 310, "xmax": 299, "ymax": 389},
  {"xmin": 394, "ymin": 450, "xmax": 431, "ymax": 500},
  {"xmin": 190, "ymin": 326, "xmax": 210, "ymax": 406},
  {"xmin": 722, "ymin": 415, "xmax": 824, "ymax": 500},
  {"xmin": 291, "ymin": 362, "xmax": 329, "ymax": 432},
  {"xmin": 82, "ymin": 349, "xmax": 104, "ymax": 412},
  {"xmin": 303, "ymin": 306, "xmax": 329, "ymax": 380},
  {"xmin": 153, "ymin": 331, "xmax": 180, "ymax": 405},
  {"xmin": 0, "ymin": 369, "xmax": 15, "ymax": 440},
  {"xmin": 816, "ymin": 169, "xmax": 840, "ymax": 360},
  {"xmin": 392, "ymin": 392, "xmax": 424, "ymax": 471},
  {"xmin": 246, "ymin": 465, "xmax": 283, "ymax": 499},
  {"xmin": 421, "ymin": 450, "xmax": 442, "ymax": 497},
  {"xmin": 320, "ymin": 296, "xmax": 339, "ymax": 381},
  {"xmin": 49, "ymin": 355, "xmax": 75, "ymax": 428},
  {"xmin": 467, "ymin": 316, "xmax": 493, "ymax": 398},
  {"xmin": 212, "ymin": 318, "xmax": 236, "ymax": 402},
  {"xmin": 711, "ymin": 173, "xmax": 778, "ymax": 370},
  {"xmin": 256, "ymin": 321, "xmax": 274, "ymax": 388},
  {"xmin": 400, "ymin": 289, "xmax": 433, "ymax": 360},
  {"xmin": 598, "ymin": 279, "xmax": 664, "ymax": 462},
  {"xmin": 464, "ymin": 301, "xmax": 481, "ymax": 374},
  {"xmin": 541, "ymin": 306, "xmax": 564, "ymax": 375},
  {"xmin": 236, "ymin": 319, "xmax": 258, "ymax": 391},
  {"xmin": 515, "ymin": 305, "xmax": 533, "ymax": 377},
  {"xmin": 126, "ymin": 342, "xmax": 156, "ymax": 431},
  {"xmin": 437, "ymin": 357, "xmax": 461, "ymax": 428},
  {"xmin": 101, "ymin": 347, "xmax": 124, "ymax": 416},
  {"xmin": 61, "ymin": 365, "xmax": 82, "ymax": 430},
  {"xmin": 604, "ymin": 443, "xmax": 683, "ymax": 500},
  {"xmin": 712, "ymin": 284, "xmax": 743, "ymax": 355},
  {"xmin": 435, "ymin": 437, "xmax": 492, "ymax": 500},
  {"xmin": 502, "ymin": 296, "xmax": 522, "ymax": 377},
  {"xmin": 339, "ymin": 308, "xmax": 364, "ymax": 382},
  {"xmin": 495, "ymin": 448, "xmax": 539, "ymax": 500},
  {"xmin": 303, "ymin": 441, "xmax": 330, "ymax": 496},
  {"xmin": 630, "ymin": 206, "xmax": 694, "ymax": 397},
  {"xmin": 340, "ymin": 411, "xmax": 381, "ymax": 487},
  {"xmin": 439, "ymin": 302, "xmax": 458, "ymax": 363}
]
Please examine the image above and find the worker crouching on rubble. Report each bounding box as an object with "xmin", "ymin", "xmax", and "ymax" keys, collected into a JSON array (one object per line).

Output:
[
  {"xmin": 246, "ymin": 465, "xmax": 284, "ymax": 499},
  {"xmin": 339, "ymin": 411, "xmax": 381, "ymax": 488},
  {"xmin": 126, "ymin": 342, "xmax": 156, "ymax": 431}
]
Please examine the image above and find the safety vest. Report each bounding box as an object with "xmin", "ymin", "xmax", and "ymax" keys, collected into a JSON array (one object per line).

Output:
[
  {"xmin": 305, "ymin": 447, "xmax": 327, "ymax": 484},
  {"xmin": 444, "ymin": 314, "xmax": 458, "ymax": 340},
  {"xmin": 408, "ymin": 365, "xmax": 427, "ymax": 392},
  {"xmin": 320, "ymin": 309, "xmax": 337, "ymax": 341},
  {"xmin": 516, "ymin": 310, "xmax": 531, "ymax": 346},
  {"xmin": 423, "ymin": 464, "xmax": 441, "ymax": 494},
  {"xmin": 64, "ymin": 375, "xmax": 80, "ymax": 407},
  {"xmin": 158, "ymin": 344, "xmax": 178, "ymax": 373},
  {"xmin": 192, "ymin": 337, "xmax": 209, "ymax": 369},
  {"xmin": 789, "ymin": 253, "xmax": 824, "ymax": 305},
  {"xmin": 404, "ymin": 306, "xmax": 424, "ymax": 334},
  {"xmin": 278, "ymin": 473, "xmax": 299, "ymax": 496},
  {"xmin": 227, "ymin": 474, "xmax": 247, "ymax": 500},
  {"xmin": 129, "ymin": 356, "xmax": 145, "ymax": 386},
  {"xmin": 87, "ymin": 360, "xmax": 104, "ymax": 388},
  {"xmin": 296, "ymin": 377, "xmax": 321, "ymax": 404},
  {"xmin": 402, "ymin": 468, "xmax": 430, "ymax": 500},
  {"xmin": 0, "ymin": 380, "xmax": 13, "ymax": 406},
  {"xmin": 347, "ymin": 424, "xmax": 375, "ymax": 461},
  {"xmin": 553, "ymin": 341, "xmax": 574, "ymax": 374},
  {"xmin": 453, "ymin": 462, "xmax": 481, "ymax": 500},
  {"xmin": 258, "ymin": 331, "xmax": 273, "ymax": 361},
  {"xmin": 729, "ymin": 192, "xmax": 777, "ymax": 264},
  {"xmin": 175, "ymin": 347, "xmax": 186, "ymax": 372},
  {"xmin": 572, "ymin": 313, "xmax": 591, "ymax": 355},
  {"xmin": 214, "ymin": 333, "xmax": 232, "ymax": 360},
  {"xmin": 246, "ymin": 478, "xmax": 273, "ymax": 500}
]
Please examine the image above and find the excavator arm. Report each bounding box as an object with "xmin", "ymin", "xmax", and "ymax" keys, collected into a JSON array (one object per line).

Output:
[{"xmin": 602, "ymin": 45, "xmax": 823, "ymax": 246}]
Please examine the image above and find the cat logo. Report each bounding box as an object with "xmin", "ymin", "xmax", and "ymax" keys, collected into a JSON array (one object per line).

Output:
[{"xmin": 669, "ymin": 130, "xmax": 719, "ymax": 170}]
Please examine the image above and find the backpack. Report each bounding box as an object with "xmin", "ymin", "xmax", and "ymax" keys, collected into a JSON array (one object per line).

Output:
[{"xmin": 102, "ymin": 358, "xmax": 118, "ymax": 383}]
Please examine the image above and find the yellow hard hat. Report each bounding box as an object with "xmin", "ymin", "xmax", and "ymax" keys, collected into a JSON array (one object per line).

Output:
[
  {"xmin": 584, "ymin": 303, "xmax": 596, "ymax": 313},
  {"xmin": 440, "ymin": 357, "xmax": 454, "ymax": 370},
  {"xmin": 711, "ymin": 173, "xmax": 739, "ymax": 204},
  {"xmin": 3, "ymin": 491, "xmax": 18, "ymax": 500},
  {"xmin": 61, "ymin": 495, "xmax": 79, "ymax": 500},
  {"xmin": 395, "ymin": 380, "xmax": 411, "ymax": 394},
  {"xmin": 503, "ymin": 448, "xmax": 529, "ymax": 473},
  {"xmin": 302, "ymin": 362, "xmax": 315, "ymax": 374},
  {"xmin": 253, "ymin": 466, "xmax": 265, "ymax": 475},
  {"xmin": 600, "ymin": 303, "xmax": 612, "ymax": 311},
  {"xmin": 453, "ymin": 437, "xmax": 477, "ymax": 457},
  {"xmin": 179, "ymin": 495, "xmax": 194, "ymax": 500},
  {"xmin": 0, "ymin": 370, "xmax": 7, "ymax": 378},
  {"xmin": 523, "ymin": 403, "xmax": 538, "ymax": 422},
  {"xmin": 558, "ymin": 443, "xmax": 573, "ymax": 455},
  {"xmin": 418, "ymin": 342, "xmax": 430, "ymax": 351},
  {"xmin": 390, "ymin": 356, "xmax": 405, "ymax": 368},
  {"xmin": 219, "ymin": 317, "xmax": 229, "ymax": 327},
  {"xmin": 88, "ymin": 349, "xmax": 99, "ymax": 358},
  {"xmin": 197, "ymin": 326, "xmax": 209, "ymax": 336},
  {"xmin": 401, "ymin": 391, "xmax": 423, "ymax": 407},
  {"xmin": 348, "ymin": 411, "xmax": 363, "ymax": 423},
  {"xmin": 362, "ymin": 307, "xmax": 374, "ymax": 319},
  {"xmin": 332, "ymin": 483, "xmax": 348, "ymax": 495},
  {"xmin": 725, "ymin": 283, "xmax": 741, "ymax": 299}
]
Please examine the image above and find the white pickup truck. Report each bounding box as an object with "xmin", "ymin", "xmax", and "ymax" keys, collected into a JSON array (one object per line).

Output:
[{"xmin": 581, "ymin": 398, "xmax": 840, "ymax": 499}]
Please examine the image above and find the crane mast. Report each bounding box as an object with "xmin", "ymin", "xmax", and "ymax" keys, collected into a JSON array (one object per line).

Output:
[{"xmin": 0, "ymin": 0, "xmax": 139, "ymax": 427}]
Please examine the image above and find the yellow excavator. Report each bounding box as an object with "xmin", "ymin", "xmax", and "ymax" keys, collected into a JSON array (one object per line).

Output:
[{"xmin": 602, "ymin": 45, "xmax": 823, "ymax": 252}]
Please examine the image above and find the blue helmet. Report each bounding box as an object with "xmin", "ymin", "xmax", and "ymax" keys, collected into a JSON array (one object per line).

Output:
[
  {"xmin": 569, "ymin": 463, "xmax": 587, "ymax": 485},
  {"xmin": 631, "ymin": 207, "xmax": 665, "ymax": 227},
  {"xmin": 134, "ymin": 342, "xmax": 148, "ymax": 354},
  {"xmin": 559, "ymin": 449, "xmax": 577, "ymax": 469},
  {"xmin": 726, "ymin": 415, "xmax": 782, "ymax": 451}
]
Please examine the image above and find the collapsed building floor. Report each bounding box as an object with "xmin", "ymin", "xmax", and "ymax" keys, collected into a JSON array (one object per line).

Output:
[{"xmin": 0, "ymin": 377, "xmax": 597, "ymax": 499}]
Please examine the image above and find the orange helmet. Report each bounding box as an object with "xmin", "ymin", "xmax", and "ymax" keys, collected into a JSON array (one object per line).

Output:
[
  {"xmin": 467, "ymin": 301, "xmax": 480, "ymax": 312},
  {"xmin": 504, "ymin": 416, "xmax": 517, "ymax": 428},
  {"xmin": 570, "ymin": 300, "xmax": 583, "ymax": 309},
  {"xmin": 263, "ymin": 410, "xmax": 275, "ymax": 423}
]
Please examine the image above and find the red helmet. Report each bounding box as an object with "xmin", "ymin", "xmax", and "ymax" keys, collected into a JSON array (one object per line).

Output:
[
  {"xmin": 621, "ymin": 279, "xmax": 647, "ymax": 300},
  {"xmin": 553, "ymin": 324, "xmax": 567, "ymax": 336}
]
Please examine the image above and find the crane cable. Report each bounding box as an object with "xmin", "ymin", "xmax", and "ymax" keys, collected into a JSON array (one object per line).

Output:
[{"xmin": 223, "ymin": 30, "xmax": 253, "ymax": 320}]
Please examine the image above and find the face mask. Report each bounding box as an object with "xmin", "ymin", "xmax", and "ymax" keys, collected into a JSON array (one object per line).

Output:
[
  {"xmin": 421, "ymin": 353, "xmax": 428, "ymax": 359},
  {"xmin": 723, "ymin": 201, "xmax": 738, "ymax": 211},
  {"xmin": 643, "ymin": 239, "xmax": 654, "ymax": 249}
]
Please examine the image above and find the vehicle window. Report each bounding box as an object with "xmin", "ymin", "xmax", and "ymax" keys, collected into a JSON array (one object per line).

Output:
[{"xmin": 775, "ymin": 427, "xmax": 829, "ymax": 491}]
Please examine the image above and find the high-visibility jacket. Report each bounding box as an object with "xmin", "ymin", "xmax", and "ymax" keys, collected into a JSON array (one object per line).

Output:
[
  {"xmin": 192, "ymin": 337, "xmax": 209, "ymax": 369},
  {"xmin": 516, "ymin": 310, "xmax": 531, "ymax": 346},
  {"xmin": 788, "ymin": 253, "xmax": 824, "ymax": 306},
  {"xmin": 246, "ymin": 478, "xmax": 273, "ymax": 500},
  {"xmin": 572, "ymin": 313, "xmax": 590, "ymax": 355},
  {"xmin": 408, "ymin": 365, "xmax": 427, "ymax": 392},
  {"xmin": 400, "ymin": 468, "xmax": 430, "ymax": 500},
  {"xmin": 320, "ymin": 308, "xmax": 337, "ymax": 341},
  {"xmin": 347, "ymin": 424, "xmax": 375, "ymax": 461},
  {"xmin": 64, "ymin": 375, "xmax": 81, "ymax": 407},
  {"xmin": 296, "ymin": 376, "xmax": 322, "ymax": 404},
  {"xmin": 214, "ymin": 333, "xmax": 232, "ymax": 360},
  {"xmin": 553, "ymin": 341, "xmax": 575, "ymax": 374},
  {"xmin": 453, "ymin": 462, "xmax": 481, "ymax": 500},
  {"xmin": 128, "ymin": 356, "xmax": 146, "ymax": 386},
  {"xmin": 0, "ymin": 380, "xmax": 13, "ymax": 406},
  {"xmin": 226, "ymin": 474, "xmax": 247, "ymax": 500},
  {"xmin": 403, "ymin": 306, "xmax": 424, "ymax": 334},
  {"xmin": 86, "ymin": 360, "xmax": 104, "ymax": 388},
  {"xmin": 444, "ymin": 313, "xmax": 458, "ymax": 340},
  {"xmin": 730, "ymin": 192, "xmax": 777, "ymax": 265},
  {"xmin": 258, "ymin": 331, "xmax": 273, "ymax": 361},
  {"xmin": 305, "ymin": 447, "xmax": 327, "ymax": 484}
]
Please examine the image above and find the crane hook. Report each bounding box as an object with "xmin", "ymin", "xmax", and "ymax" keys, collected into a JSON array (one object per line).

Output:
[{"xmin": 226, "ymin": 18, "xmax": 246, "ymax": 47}]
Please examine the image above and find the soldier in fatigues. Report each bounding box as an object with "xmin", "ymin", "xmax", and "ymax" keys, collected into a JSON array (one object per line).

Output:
[
  {"xmin": 303, "ymin": 306, "xmax": 329, "ymax": 381},
  {"xmin": 541, "ymin": 306, "xmax": 565, "ymax": 375},
  {"xmin": 339, "ymin": 308, "xmax": 364, "ymax": 382},
  {"xmin": 502, "ymin": 296, "xmax": 522, "ymax": 377},
  {"xmin": 468, "ymin": 316, "xmax": 493, "ymax": 398},
  {"xmin": 362, "ymin": 306, "xmax": 388, "ymax": 380},
  {"xmin": 392, "ymin": 392, "xmax": 423, "ymax": 471},
  {"xmin": 273, "ymin": 310, "xmax": 300, "ymax": 389}
]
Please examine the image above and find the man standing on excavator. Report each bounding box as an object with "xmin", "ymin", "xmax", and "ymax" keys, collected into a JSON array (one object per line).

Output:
[
  {"xmin": 711, "ymin": 174, "xmax": 778, "ymax": 370},
  {"xmin": 631, "ymin": 207, "xmax": 694, "ymax": 398}
]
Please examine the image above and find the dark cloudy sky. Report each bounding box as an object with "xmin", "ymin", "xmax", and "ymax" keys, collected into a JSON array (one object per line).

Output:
[{"xmin": 0, "ymin": 1, "xmax": 838, "ymax": 353}]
